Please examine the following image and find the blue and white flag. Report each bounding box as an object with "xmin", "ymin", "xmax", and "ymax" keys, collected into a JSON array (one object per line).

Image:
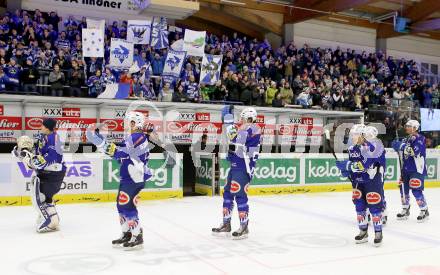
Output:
[
  {"xmin": 200, "ymin": 54, "xmax": 222, "ymax": 85},
  {"xmin": 98, "ymin": 83, "xmax": 130, "ymax": 99},
  {"xmin": 110, "ymin": 38, "xmax": 134, "ymax": 68},
  {"xmin": 163, "ymin": 50, "xmax": 186, "ymax": 78},
  {"xmin": 82, "ymin": 28, "xmax": 104, "ymax": 57},
  {"xmin": 131, "ymin": 0, "xmax": 150, "ymax": 9},
  {"xmin": 151, "ymin": 17, "xmax": 169, "ymax": 49},
  {"xmin": 183, "ymin": 29, "xmax": 206, "ymax": 57},
  {"xmin": 127, "ymin": 20, "xmax": 151, "ymax": 44},
  {"xmin": 86, "ymin": 18, "xmax": 105, "ymax": 31}
]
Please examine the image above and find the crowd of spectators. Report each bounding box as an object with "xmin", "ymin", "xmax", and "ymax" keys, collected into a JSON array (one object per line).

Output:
[{"xmin": 0, "ymin": 9, "xmax": 439, "ymax": 112}]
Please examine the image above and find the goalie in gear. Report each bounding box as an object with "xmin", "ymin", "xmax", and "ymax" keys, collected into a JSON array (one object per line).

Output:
[
  {"xmin": 335, "ymin": 124, "xmax": 386, "ymax": 247},
  {"xmin": 12, "ymin": 118, "xmax": 66, "ymax": 233},
  {"xmin": 88, "ymin": 111, "xmax": 152, "ymax": 250},
  {"xmin": 212, "ymin": 106, "xmax": 261, "ymax": 240},
  {"xmin": 392, "ymin": 120, "xmax": 429, "ymax": 222}
]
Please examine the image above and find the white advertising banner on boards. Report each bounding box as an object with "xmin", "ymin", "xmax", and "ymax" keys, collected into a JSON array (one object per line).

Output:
[
  {"xmin": 0, "ymin": 154, "xmax": 103, "ymax": 197},
  {"xmin": 0, "ymin": 102, "xmax": 22, "ymax": 142},
  {"xmin": 24, "ymin": 104, "xmax": 97, "ymax": 143}
]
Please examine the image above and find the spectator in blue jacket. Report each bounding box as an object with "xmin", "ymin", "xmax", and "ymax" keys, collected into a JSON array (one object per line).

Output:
[
  {"xmin": 151, "ymin": 53, "xmax": 165, "ymax": 76},
  {"xmin": 4, "ymin": 57, "xmax": 21, "ymax": 91},
  {"xmin": 0, "ymin": 67, "xmax": 10, "ymax": 91}
]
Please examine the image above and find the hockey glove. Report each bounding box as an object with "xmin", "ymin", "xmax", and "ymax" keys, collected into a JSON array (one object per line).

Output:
[
  {"xmin": 336, "ymin": 160, "xmax": 349, "ymax": 173},
  {"xmin": 226, "ymin": 125, "xmax": 238, "ymax": 141},
  {"xmin": 103, "ymin": 142, "xmax": 117, "ymax": 157},
  {"xmin": 391, "ymin": 140, "xmax": 404, "ymax": 152},
  {"xmin": 31, "ymin": 155, "xmax": 47, "ymax": 170}
]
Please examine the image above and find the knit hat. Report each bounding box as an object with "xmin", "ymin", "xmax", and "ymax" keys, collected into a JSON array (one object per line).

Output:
[{"xmin": 42, "ymin": 118, "xmax": 57, "ymax": 132}]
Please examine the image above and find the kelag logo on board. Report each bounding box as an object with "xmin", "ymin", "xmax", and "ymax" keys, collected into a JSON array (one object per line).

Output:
[
  {"xmin": 219, "ymin": 158, "xmax": 300, "ymax": 186},
  {"xmin": 103, "ymin": 159, "xmax": 172, "ymax": 190},
  {"xmin": 304, "ymin": 158, "xmax": 398, "ymax": 184}
]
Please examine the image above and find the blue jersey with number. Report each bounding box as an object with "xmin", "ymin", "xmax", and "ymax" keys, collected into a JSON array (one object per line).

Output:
[
  {"xmin": 401, "ymin": 133, "xmax": 426, "ymax": 175},
  {"xmin": 36, "ymin": 132, "xmax": 66, "ymax": 172},
  {"xmin": 227, "ymin": 124, "xmax": 261, "ymax": 179},
  {"xmin": 112, "ymin": 132, "xmax": 151, "ymax": 184},
  {"xmin": 348, "ymin": 141, "xmax": 384, "ymax": 183}
]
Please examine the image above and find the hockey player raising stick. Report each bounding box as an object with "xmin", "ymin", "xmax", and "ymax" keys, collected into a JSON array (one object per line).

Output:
[
  {"xmin": 336, "ymin": 124, "xmax": 386, "ymax": 246},
  {"xmin": 212, "ymin": 106, "xmax": 261, "ymax": 240},
  {"xmin": 87, "ymin": 112, "xmax": 152, "ymax": 250},
  {"xmin": 12, "ymin": 118, "xmax": 66, "ymax": 233},
  {"xmin": 392, "ymin": 120, "xmax": 429, "ymax": 222}
]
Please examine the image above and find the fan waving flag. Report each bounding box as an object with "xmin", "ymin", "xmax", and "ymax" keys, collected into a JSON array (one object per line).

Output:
[
  {"xmin": 110, "ymin": 38, "xmax": 134, "ymax": 68},
  {"xmin": 127, "ymin": 20, "xmax": 152, "ymax": 44},
  {"xmin": 82, "ymin": 28, "xmax": 104, "ymax": 57},
  {"xmin": 86, "ymin": 18, "xmax": 105, "ymax": 31},
  {"xmin": 151, "ymin": 17, "xmax": 169, "ymax": 49},
  {"xmin": 183, "ymin": 29, "xmax": 206, "ymax": 57},
  {"xmin": 163, "ymin": 50, "xmax": 187, "ymax": 78},
  {"xmin": 200, "ymin": 54, "xmax": 222, "ymax": 85},
  {"xmin": 98, "ymin": 83, "xmax": 130, "ymax": 99}
]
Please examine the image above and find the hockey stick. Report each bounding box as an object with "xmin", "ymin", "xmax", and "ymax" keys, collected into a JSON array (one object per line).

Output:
[
  {"xmin": 324, "ymin": 129, "xmax": 356, "ymax": 187},
  {"xmin": 394, "ymin": 126, "xmax": 406, "ymax": 205}
]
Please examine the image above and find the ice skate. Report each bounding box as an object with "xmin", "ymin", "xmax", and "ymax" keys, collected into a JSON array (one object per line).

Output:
[
  {"xmin": 373, "ymin": 231, "xmax": 383, "ymax": 247},
  {"xmin": 212, "ymin": 222, "xmax": 231, "ymax": 237},
  {"xmin": 123, "ymin": 230, "xmax": 143, "ymax": 250},
  {"xmin": 397, "ymin": 205, "xmax": 410, "ymax": 220},
  {"xmin": 112, "ymin": 231, "xmax": 132, "ymax": 248},
  {"xmin": 417, "ymin": 209, "xmax": 429, "ymax": 223},
  {"xmin": 232, "ymin": 223, "xmax": 249, "ymax": 240},
  {"xmin": 355, "ymin": 230, "xmax": 368, "ymax": 244}
]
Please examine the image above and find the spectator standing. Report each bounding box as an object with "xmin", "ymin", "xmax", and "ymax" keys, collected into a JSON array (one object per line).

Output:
[
  {"xmin": 48, "ymin": 63, "xmax": 65, "ymax": 96},
  {"xmin": 265, "ymin": 81, "xmax": 277, "ymax": 106},
  {"xmin": 4, "ymin": 57, "xmax": 21, "ymax": 91},
  {"xmin": 20, "ymin": 57, "xmax": 40, "ymax": 94},
  {"xmin": 67, "ymin": 60, "xmax": 85, "ymax": 97},
  {"xmin": 87, "ymin": 69, "xmax": 104, "ymax": 97}
]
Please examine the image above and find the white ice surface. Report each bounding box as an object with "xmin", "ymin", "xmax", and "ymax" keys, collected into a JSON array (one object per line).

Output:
[{"xmin": 1, "ymin": 189, "xmax": 440, "ymax": 275}]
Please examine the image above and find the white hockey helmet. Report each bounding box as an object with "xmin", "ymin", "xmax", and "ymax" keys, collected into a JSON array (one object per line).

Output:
[
  {"xmin": 405, "ymin": 120, "xmax": 420, "ymax": 130},
  {"xmin": 349, "ymin": 124, "xmax": 366, "ymax": 136},
  {"xmin": 364, "ymin": 125, "xmax": 378, "ymax": 140},
  {"xmin": 240, "ymin": 107, "xmax": 257, "ymax": 122},
  {"xmin": 126, "ymin": 111, "xmax": 146, "ymax": 129}
]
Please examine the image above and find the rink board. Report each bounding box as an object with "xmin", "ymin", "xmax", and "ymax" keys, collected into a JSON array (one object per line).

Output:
[
  {"xmin": 0, "ymin": 153, "xmax": 183, "ymax": 207},
  {"xmin": 194, "ymin": 151, "xmax": 440, "ymax": 196}
]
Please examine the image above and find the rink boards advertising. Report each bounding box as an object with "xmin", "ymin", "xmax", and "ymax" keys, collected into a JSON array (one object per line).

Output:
[
  {"xmin": 0, "ymin": 153, "xmax": 183, "ymax": 206},
  {"xmin": 194, "ymin": 150, "xmax": 440, "ymax": 196},
  {"xmin": 0, "ymin": 102, "xmax": 311, "ymax": 146}
]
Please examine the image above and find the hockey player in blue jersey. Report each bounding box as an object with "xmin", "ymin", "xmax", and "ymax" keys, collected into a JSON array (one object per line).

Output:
[
  {"xmin": 12, "ymin": 118, "xmax": 66, "ymax": 233},
  {"xmin": 212, "ymin": 107, "xmax": 261, "ymax": 240},
  {"xmin": 336, "ymin": 124, "xmax": 386, "ymax": 246},
  {"xmin": 392, "ymin": 120, "xmax": 429, "ymax": 222},
  {"xmin": 88, "ymin": 112, "xmax": 151, "ymax": 250},
  {"xmin": 364, "ymin": 125, "xmax": 388, "ymax": 226}
]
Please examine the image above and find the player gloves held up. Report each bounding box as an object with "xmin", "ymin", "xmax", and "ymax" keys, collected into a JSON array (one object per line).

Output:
[
  {"xmin": 11, "ymin": 146, "xmax": 46, "ymax": 170},
  {"xmin": 226, "ymin": 125, "xmax": 238, "ymax": 141},
  {"xmin": 103, "ymin": 142, "xmax": 117, "ymax": 157},
  {"xmin": 336, "ymin": 160, "xmax": 365, "ymax": 177}
]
